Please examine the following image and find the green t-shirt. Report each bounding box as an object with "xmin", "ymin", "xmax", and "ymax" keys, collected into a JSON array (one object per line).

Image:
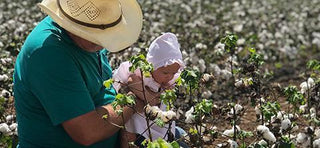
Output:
[{"xmin": 13, "ymin": 16, "xmax": 118, "ymax": 148}]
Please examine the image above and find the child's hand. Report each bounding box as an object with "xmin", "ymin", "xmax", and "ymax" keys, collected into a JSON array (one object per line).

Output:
[
  {"xmin": 127, "ymin": 74, "xmax": 161, "ymax": 106},
  {"xmin": 127, "ymin": 74, "xmax": 143, "ymax": 92}
]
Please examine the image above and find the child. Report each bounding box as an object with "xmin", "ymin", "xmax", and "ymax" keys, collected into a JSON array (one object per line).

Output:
[{"xmin": 112, "ymin": 33, "xmax": 185, "ymax": 147}]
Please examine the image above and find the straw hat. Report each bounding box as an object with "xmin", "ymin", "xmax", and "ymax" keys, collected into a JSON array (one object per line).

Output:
[{"xmin": 38, "ymin": 0, "xmax": 143, "ymax": 52}]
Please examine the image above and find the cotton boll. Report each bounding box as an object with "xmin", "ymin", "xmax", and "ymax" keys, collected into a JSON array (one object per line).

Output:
[
  {"xmin": 307, "ymin": 78, "xmax": 315, "ymax": 87},
  {"xmin": 214, "ymin": 42, "xmax": 225, "ymax": 51},
  {"xmin": 276, "ymin": 111, "xmax": 285, "ymax": 120},
  {"xmin": 202, "ymin": 73, "xmax": 214, "ymax": 83},
  {"xmin": 0, "ymin": 123, "xmax": 11, "ymax": 135},
  {"xmin": 257, "ymin": 125, "xmax": 269, "ymax": 133},
  {"xmin": 202, "ymin": 90, "xmax": 212, "ymax": 99},
  {"xmin": 237, "ymin": 38, "xmax": 246, "ymax": 45},
  {"xmin": 281, "ymin": 118, "xmax": 291, "ymax": 131},
  {"xmin": 282, "ymin": 113, "xmax": 294, "ymax": 120},
  {"xmin": 228, "ymin": 104, "xmax": 243, "ymax": 116},
  {"xmin": 300, "ymin": 78, "xmax": 315, "ymax": 94},
  {"xmin": 257, "ymin": 125, "xmax": 276, "ymax": 142},
  {"xmin": 0, "ymin": 74, "xmax": 9, "ymax": 81},
  {"xmin": 223, "ymin": 126, "xmax": 240, "ymax": 137},
  {"xmin": 223, "ymin": 129, "xmax": 234, "ymax": 137},
  {"xmin": 234, "ymin": 104, "xmax": 242, "ymax": 112},
  {"xmin": 313, "ymin": 138, "xmax": 320, "ymax": 148},
  {"xmin": 260, "ymin": 97, "xmax": 266, "ymax": 103},
  {"xmin": 203, "ymin": 135, "xmax": 211, "ymax": 143},
  {"xmin": 310, "ymin": 107, "xmax": 316, "ymax": 114},
  {"xmin": 300, "ymin": 82, "xmax": 308, "ymax": 94},
  {"xmin": 6, "ymin": 115, "xmax": 14, "ymax": 122},
  {"xmin": 195, "ymin": 43, "xmax": 207, "ymax": 50},
  {"xmin": 208, "ymin": 63, "xmax": 221, "ymax": 76},
  {"xmin": 263, "ymin": 131, "xmax": 276, "ymax": 142},
  {"xmin": 227, "ymin": 139, "xmax": 238, "ymax": 148},
  {"xmin": 145, "ymin": 104, "xmax": 162, "ymax": 119},
  {"xmin": 255, "ymin": 105, "xmax": 261, "ymax": 118},
  {"xmin": 220, "ymin": 69, "xmax": 232, "ymax": 79},
  {"xmin": 161, "ymin": 111, "xmax": 176, "ymax": 123},
  {"xmin": 13, "ymin": 127, "xmax": 17, "ymax": 136},
  {"xmin": 9, "ymin": 123, "xmax": 17, "ymax": 131},
  {"xmin": 315, "ymin": 128, "xmax": 320, "ymax": 139},
  {"xmin": 233, "ymin": 24, "xmax": 243, "ymax": 32},
  {"xmin": 198, "ymin": 59, "xmax": 206, "ymax": 73},
  {"xmin": 0, "ymin": 58, "xmax": 12, "ymax": 65},
  {"xmin": 292, "ymin": 125, "xmax": 299, "ymax": 132},
  {"xmin": 235, "ymin": 79, "xmax": 243, "ymax": 87},
  {"xmin": 258, "ymin": 140, "xmax": 268, "ymax": 146},
  {"xmin": 1, "ymin": 89, "xmax": 10, "ymax": 99},
  {"xmin": 310, "ymin": 108, "xmax": 317, "ymax": 118},
  {"xmin": 176, "ymin": 108, "xmax": 183, "ymax": 120},
  {"xmin": 296, "ymin": 133, "xmax": 308, "ymax": 144},
  {"xmin": 299, "ymin": 104, "xmax": 307, "ymax": 114},
  {"xmin": 185, "ymin": 107, "xmax": 195, "ymax": 123}
]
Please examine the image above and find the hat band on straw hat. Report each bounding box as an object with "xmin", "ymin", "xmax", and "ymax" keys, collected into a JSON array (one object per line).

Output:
[{"xmin": 57, "ymin": 0, "xmax": 123, "ymax": 30}]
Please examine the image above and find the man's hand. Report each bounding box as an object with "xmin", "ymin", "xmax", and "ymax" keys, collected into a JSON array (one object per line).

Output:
[{"xmin": 127, "ymin": 74, "xmax": 161, "ymax": 106}]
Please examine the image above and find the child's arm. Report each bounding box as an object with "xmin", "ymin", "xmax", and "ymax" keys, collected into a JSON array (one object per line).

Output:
[{"xmin": 113, "ymin": 61, "xmax": 132, "ymax": 92}]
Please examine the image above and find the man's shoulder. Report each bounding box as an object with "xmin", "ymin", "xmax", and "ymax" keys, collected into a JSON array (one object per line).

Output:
[{"xmin": 26, "ymin": 16, "xmax": 69, "ymax": 47}]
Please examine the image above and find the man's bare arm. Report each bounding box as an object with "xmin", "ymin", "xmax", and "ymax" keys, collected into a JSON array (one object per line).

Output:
[{"xmin": 62, "ymin": 95, "xmax": 144, "ymax": 146}]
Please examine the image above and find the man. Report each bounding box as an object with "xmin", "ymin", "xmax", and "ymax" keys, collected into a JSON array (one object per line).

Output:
[{"xmin": 13, "ymin": 0, "xmax": 157, "ymax": 147}]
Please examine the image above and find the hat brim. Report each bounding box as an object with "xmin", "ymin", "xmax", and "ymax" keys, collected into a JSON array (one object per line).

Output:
[{"xmin": 38, "ymin": 0, "xmax": 143, "ymax": 52}]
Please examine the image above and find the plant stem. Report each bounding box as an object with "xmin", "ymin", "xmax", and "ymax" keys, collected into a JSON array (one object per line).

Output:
[
  {"xmin": 230, "ymin": 53, "xmax": 237, "ymax": 141},
  {"xmin": 121, "ymin": 113, "xmax": 130, "ymax": 148},
  {"xmin": 140, "ymin": 71, "xmax": 153, "ymax": 141}
]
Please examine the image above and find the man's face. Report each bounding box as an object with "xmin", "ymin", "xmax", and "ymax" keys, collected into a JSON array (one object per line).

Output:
[
  {"xmin": 152, "ymin": 63, "xmax": 180, "ymax": 85},
  {"xmin": 68, "ymin": 32, "xmax": 104, "ymax": 52},
  {"xmin": 77, "ymin": 38, "xmax": 104, "ymax": 52}
]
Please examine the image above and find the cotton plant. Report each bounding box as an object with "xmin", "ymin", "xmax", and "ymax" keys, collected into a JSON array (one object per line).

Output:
[
  {"xmin": 185, "ymin": 99, "xmax": 213, "ymax": 146},
  {"xmin": 237, "ymin": 130, "xmax": 254, "ymax": 148},
  {"xmin": 261, "ymin": 102, "xmax": 281, "ymax": 125},
  {"xmin": 242, "ymin": 48, "xmax": 269, "ymax": 125},
  {"xmin": 220, "ymin": 34, "xmax": 240, "ymax": 142},
  {"xmin": 284, "ymin": 85, "xmax": 305, "ymax": 117}
]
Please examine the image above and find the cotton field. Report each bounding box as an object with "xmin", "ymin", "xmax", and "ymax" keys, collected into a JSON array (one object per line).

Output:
[{"xmin": 0, "ymin": 0, "xmax": 319, "ymax": 147}]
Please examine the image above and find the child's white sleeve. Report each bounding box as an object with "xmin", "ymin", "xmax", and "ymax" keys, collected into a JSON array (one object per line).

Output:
[{"xmin": 112, "ymin": 61, "xmax": 132, "ymax": 92}]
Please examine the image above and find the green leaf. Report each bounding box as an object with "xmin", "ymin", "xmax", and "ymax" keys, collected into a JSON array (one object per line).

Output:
[
  {"xmin": 103, "ymin": 79, "xmax": 114, "ymax": 89},
  {"xmin": 170, "ymin": 141, "xmax": 180, "ymax": 148},
  {"xmin": 189, "ymin": 127, "xmax": 198, "ymax": 135},
  {"xmin": 129, "ymin": 54, "xmax": 154, "ymax": 76},
  {"xmin": 102, "ymin": 114, "xmax": 108, "ymax": 119},
  {"xmin": 160, "ymin": 90, "xmax": 177, "ymax": 110},
  {"xmin": 155, "ymin": 118, "xmax": 165, "ymax": 127}
]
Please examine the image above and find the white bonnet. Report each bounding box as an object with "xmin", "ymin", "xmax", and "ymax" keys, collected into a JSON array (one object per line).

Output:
[{"xmin": 147, "ymin": 32, "xmax": 185, "ymax": 70}]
